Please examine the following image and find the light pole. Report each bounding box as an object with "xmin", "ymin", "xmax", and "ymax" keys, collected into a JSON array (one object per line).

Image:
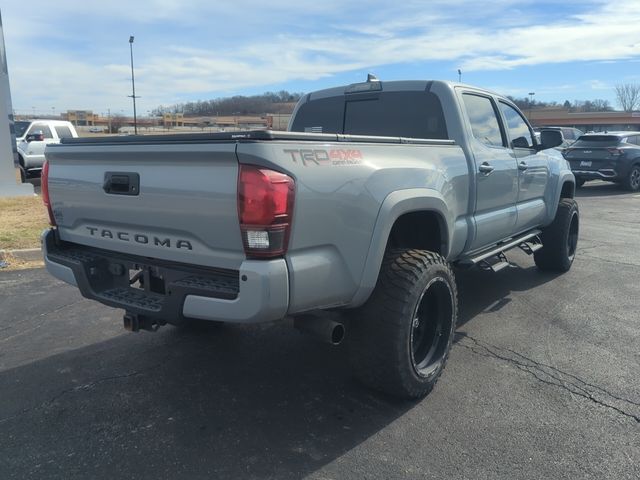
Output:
[
  {"xmin": 528, "ymin": 92, "xmax": 535, "ymax": 121},
  {"xmin": 458, "ymin": 69, "xmax": 462, "ymax": 82},
  {"xmin": 128, "ymin": 35, "xmax": 138, "ymax": 135}
]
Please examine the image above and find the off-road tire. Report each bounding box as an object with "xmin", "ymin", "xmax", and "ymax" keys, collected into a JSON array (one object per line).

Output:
[
  {"xmin": 534, "ymin": 198, "xmax": 579, "ymax": 272},
  {"xmin": 349, "ymin": 249, "xmax": 457, "ymax": 399},
  {"xmin": 623, "ymin": 164, "xmax": 640, "ymax": 192}
]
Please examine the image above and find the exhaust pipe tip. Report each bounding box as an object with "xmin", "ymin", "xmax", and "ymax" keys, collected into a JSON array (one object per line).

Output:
[
  {"xmin": 330, "ymin": 323, "xmax": 345, "ymax": 345},
  {"xmin": 294, "ymin": 314, "xmax": 345, "ymax": 346}
]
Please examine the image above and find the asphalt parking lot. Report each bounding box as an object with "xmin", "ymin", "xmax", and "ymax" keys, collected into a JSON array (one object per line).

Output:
[{"xmin": 1, "ymin": 181, "xmax": 638, "ymax": 480}]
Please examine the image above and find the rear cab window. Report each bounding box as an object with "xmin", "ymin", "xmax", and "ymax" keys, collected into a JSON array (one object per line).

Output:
[
  {"xmin": 291, "ymin": 90, "xmax": 449, "ymax": 139},
  {"xmin": 291, "ymin": 95, "xmax": 344, "ymax": 134},
  {"xmin": 343, "ymin": 91, "xmax": 448, "ymax": 139}
]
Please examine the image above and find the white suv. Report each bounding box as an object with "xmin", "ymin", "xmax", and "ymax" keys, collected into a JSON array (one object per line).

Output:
[{"xmin": 15, "ymin": 120, "xmax": 78, "ymax": 178}]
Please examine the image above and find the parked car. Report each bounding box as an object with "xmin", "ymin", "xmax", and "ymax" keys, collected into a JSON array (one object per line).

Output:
[
  {"xmin": 534, "ymin": 126, "xmax": 583, "ymax": 150},
  {"xmin": 563, "ymin": 132, "xmax": 640, "ymax": 190},
  {"xmin": 41, "ymin": 78, "xmax": 576, "ymax": 399},
  {"xmin": 14, "ymin": 120, "xmax": 78, "ymax": 180},
  {"xmin": 88, "ymin": 127, "xmax": 104, "ymax": 133}
]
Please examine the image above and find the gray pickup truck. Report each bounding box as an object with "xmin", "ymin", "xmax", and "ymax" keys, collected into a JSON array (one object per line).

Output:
[{"xmin": 42, "ymin": 78, "xmax": 578, "ymax": 398}]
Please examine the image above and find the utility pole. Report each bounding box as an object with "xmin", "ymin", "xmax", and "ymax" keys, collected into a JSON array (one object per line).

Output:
[
  {"xmin": 458, "ymin": 69, "xmax": 462, "ymax": 82},
  {"xmin": 128, "ymin": 36, "xmax": 138, "ymax": 135},
  {"xmin": 108, "ymin": 108, "xmax": 111, "ymax": 134},
  {"xmin": 528, "ymin": 92, "xmax": 535, "ymax": 121}
]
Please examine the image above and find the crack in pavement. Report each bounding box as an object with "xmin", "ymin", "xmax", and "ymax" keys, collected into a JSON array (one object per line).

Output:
[
  {"xmin": 577, "ymin": 254, "xmax": 640, "ymax": 268},
  {"xmin": 456, "ymin": 333, "xmax": 640, "ymax": 424}
]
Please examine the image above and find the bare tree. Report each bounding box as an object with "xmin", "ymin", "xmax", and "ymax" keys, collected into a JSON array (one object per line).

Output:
[
  {"xmin": 109, "ymin": 114, "xmax": 126, "ymax": 134},
  {"xmin": 615, "ymin": 83, "xmax": 640, "ymax": 112}
]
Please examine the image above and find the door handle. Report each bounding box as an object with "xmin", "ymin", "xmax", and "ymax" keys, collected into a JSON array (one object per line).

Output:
[
  {"xmin": 478, "ymin": 162, "xmax": 494, "ymax": 175},
  {"xmin": 518, "ymin": 161, "xmax": 528, "ymax": 171}
]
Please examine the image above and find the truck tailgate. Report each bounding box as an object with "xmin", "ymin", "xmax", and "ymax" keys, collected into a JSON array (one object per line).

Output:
[{"xmin": 45, "ymin": 142, "xmax": 244, "ymax": 270}]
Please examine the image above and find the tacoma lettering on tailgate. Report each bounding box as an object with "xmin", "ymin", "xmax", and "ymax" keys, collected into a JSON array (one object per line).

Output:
[{"xmin": 85, "ymin": 227, "xmax": 193, "ymax": 250}]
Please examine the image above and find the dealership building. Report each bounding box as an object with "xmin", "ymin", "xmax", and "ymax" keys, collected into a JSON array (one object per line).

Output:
[{"xmin": 528, "ymin": 108, "xmax": 640, "ymax": 132}]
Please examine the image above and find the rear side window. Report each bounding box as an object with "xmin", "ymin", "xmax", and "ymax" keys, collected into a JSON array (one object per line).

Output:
[
  {"xmin": 290, "ymin": 91, "xmax": 448, "ymax": 139},
  {"xmin": 626, "ymin": 135, "xmax": 639, "ymax": 145},
  {"xmin": 54, "ymin": 126, "xmax": 73, "ymax": 139},
  {"xmin": 462, "ymin": 94, "xmax": 504, "ymax": 147},
  {"xmin": 27, "ymin": 124, "xmax": 53, "ymax": 139},
  {"xmin": 573, "ymin": 135, "xmax": 622, "ymax": 147}
]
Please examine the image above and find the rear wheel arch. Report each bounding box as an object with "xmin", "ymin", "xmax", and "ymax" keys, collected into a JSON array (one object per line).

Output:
[
  {"xmin": 387, "ymin": 210, "xmax": 448, "ymax": 256},
  {"xmin": 349, "ymin": 190, "xmax": 453, "ymax": 308},
  {"xmin": 560, "ymin": 180, "xmax": 575, "ymax": 199}
]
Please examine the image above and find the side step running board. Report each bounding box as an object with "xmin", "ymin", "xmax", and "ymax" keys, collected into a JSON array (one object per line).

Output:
[
  {"xmin": 478, "ymin": 252, "xmax": 510, "ymax": 273},
  {"xmin": 462, "ymin": 230, "xmax": 542, "ymax": 269},
  {"xmin": 518, "ymin": 240, "xmax": 543, "ymax": 255}
]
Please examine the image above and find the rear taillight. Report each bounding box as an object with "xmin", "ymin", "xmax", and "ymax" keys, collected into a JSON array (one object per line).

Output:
[
  {"xmin": 41, "ymin": 161, "xmax": 57, "ymax": 226},
  {"xmin": 238, "ymin": 165, "xmax": 295, "ymax": 258},
  {"xmin": 607, "ymin": 148, "xmax": 623, "ymax": 156}
]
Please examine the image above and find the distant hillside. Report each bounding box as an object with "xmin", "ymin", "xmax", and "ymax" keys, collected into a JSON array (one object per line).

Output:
[{"xmin": 152, "ymin": 91, "xmax": 303, "ymax": 117}]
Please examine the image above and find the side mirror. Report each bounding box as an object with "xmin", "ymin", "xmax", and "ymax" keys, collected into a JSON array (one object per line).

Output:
[
  {"xmin": 512, "ymin": 136, "xmax": 531, "ymax": 149},
  {"xmin": 539, "ymin": 130, "xmax": 563, "ymax": 150},
  {"xmin": 26, "ymin": 132, "xmax": 44, "ymax": 142}
]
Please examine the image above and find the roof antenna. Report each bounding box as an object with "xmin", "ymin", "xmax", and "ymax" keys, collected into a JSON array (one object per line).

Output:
[{"xmin": 367, "ymin": 73, "xmax": 379, "ymax": 82}]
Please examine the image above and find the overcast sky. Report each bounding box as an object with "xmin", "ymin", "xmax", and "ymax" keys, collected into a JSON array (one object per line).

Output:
[{"xmin": 2, "ymin": 0, "xmax": 640, "ymax": 116}]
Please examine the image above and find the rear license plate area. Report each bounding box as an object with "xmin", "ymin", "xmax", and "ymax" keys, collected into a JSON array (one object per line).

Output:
[{"xmin": 128, "ymin": 265, "xmax": 166, "ymax": 295}]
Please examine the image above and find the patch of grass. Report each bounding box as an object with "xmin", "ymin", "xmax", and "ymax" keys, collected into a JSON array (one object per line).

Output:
[{"xmin": 0, "ymin": 196, "xmax": 49, "ymax": 250}]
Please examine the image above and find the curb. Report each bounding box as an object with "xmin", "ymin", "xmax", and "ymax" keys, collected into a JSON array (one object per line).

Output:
[{"xmin": 0, "ymin": 248, "xmax": 42, "ymax": 262}]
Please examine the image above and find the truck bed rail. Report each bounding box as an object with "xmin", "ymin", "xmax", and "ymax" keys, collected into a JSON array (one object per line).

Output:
[{"xmin": 56, "ymin": 129, "xmax": 456, "ymax": 147}]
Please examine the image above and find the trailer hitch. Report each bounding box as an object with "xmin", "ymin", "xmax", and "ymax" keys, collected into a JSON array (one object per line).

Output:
[{"xmin": 123, "ymin": 312, "xmax": 162, "ymax": 332}]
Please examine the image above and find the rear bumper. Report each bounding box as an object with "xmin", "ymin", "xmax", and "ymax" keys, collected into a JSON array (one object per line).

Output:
[
  {"xmin": 569, "ymin": 158, "xmax": 636, "ymax": 182},
  {"xmin": 42, "ymin": 229, "xmax": 289, "ymax": 324},
  {"xmin": 572, "ymin": 169, "xmax": 618, "ymax": 180}
]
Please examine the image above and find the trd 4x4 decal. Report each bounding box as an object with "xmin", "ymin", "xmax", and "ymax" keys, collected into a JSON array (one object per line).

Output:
[{"xmin": 283, "ymin": 148, "xmax": 363, "ymax": 166}]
